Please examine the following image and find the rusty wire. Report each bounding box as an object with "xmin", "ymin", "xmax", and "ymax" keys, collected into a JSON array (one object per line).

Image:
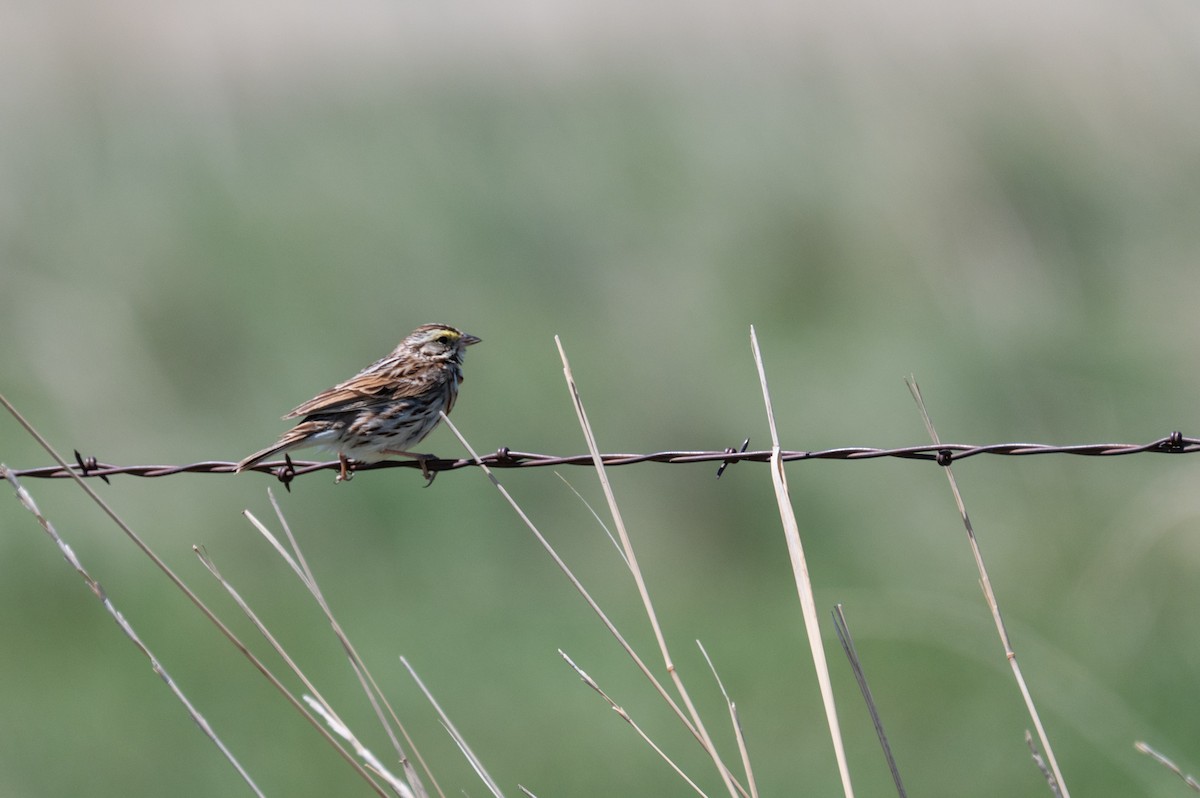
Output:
[{"xmin": 2, "ymin": 431, "xmax": 1195, "ymax": 491}]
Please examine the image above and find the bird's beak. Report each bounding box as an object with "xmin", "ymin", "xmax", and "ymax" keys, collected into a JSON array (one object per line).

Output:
[{"xmin": 462, "ymin": 333, "xmax": 482, "ymax": 346}]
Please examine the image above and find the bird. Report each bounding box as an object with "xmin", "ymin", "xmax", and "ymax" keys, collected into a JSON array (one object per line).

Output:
[{"xmin": 236, "ymin": 323, "xmax": 481, "ymax": 482}]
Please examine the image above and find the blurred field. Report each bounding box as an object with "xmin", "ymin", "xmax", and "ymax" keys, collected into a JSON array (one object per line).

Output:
[{"xmin": 3, "ymin": 1, "xmax": 1200, "ymax": 795}]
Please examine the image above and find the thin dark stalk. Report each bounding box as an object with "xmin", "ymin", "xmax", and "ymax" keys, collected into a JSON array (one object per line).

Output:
[{"xmin": 831, "ymin": 605, "xmax": 906, "ymax": 798}]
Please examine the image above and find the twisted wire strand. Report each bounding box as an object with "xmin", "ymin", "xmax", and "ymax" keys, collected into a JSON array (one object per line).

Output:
[{"xmin": 4, "ymin": 432, "xmax": 1195, "ymax": 490}]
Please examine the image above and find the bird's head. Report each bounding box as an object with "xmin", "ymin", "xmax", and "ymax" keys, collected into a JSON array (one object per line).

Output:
[{"xmin": 403, "ymin": 323, "xmax": 482, "ymax": 363}]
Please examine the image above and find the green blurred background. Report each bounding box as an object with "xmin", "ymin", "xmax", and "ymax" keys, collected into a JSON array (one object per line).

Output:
[{"xmin": 3, "ymin": 1, "xmax": 1200, "ymax": 795}]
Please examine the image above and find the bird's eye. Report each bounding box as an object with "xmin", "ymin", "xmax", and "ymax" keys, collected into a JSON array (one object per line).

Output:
[{"xmin": 436, "ymin": 335, "xmax": 451, "ymax": 345}]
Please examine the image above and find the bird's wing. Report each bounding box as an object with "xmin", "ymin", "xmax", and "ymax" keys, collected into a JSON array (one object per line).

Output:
[{"xmin": 283, "ymin": 357, "xmax": 433, "ymax": 419}]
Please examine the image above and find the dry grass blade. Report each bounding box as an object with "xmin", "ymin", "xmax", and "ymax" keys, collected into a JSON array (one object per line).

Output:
[
  {"xmin": 553, "ymin": 471, "xmax": 628, "ymax": 566},
  {"xmin": 265, "ymin": 491, "xmax": 433, "ymax": 796},
  {"xmin": 301, "ymin": 695, "xmax": 413, "ymax": 797},
  {"xmin": 400, "ymin": 657, "xmax": 505, "ymax": 798},
  {"xmin": 1135, "ymin": 741, "xmax": 1200, "ymax": 792},
  {"xmin": 831, "ymin": 605, "xmax": 906, "ymax": 798},
  {"xmin": 0, "ymin": 398, "xmax": 410, "ymax": 798},
  {"xmin": 906, "ymin": 377, "xmax": 1069, "ymax": 797},
  {"xmin": 1, "ymin": 466, "xmax": 266, "ymax": 798},
  {"xmin": 0, "ymin": 396, "xmax": 293, "ymax": 703},
  {"xmin": 244, "ymin": 500, "xmax": 437, "ymax": 798},
  {"xmin": 559, "ymin": 650, "xmax": 710, "ymax": 798},
  {"xmin": 697, "ymin": 641, "xmax": 760, "ymax": 798},
  {"xmin": 555, "ymin": 336, "xmax": 742, "ymax": 798},
  {"xmin": 440, "ymin": 410, "xmax": 748, "ymax": 798},
  {"xmin": 0, "ymin": 394, "xmax": 388, "ymax": 793},
  {"xmin": 1025, "ymin": 731, "xmax": 1063, "ymax": 797},
  {"xmin": 749, "ymin": 326, "xmax": 856, "ymax": 798},
  {"xmin": 191, "ymin": 544, "xmax": 400, "ymax": 796}
]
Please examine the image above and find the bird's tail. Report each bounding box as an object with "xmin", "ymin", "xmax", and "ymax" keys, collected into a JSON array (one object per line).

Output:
[
  {"xmin": 235, "ymin": 424, "xmax": 322, "ymax": 472},
  {"xmin": 235, "ymin": 443, "xmax": 291, "ymax": 473}
]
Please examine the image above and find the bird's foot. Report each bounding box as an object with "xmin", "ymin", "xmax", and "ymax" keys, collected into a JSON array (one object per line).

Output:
[
  {"xmin": 381, "ymin": 449, "xmax": 438, "ymax": 486},
  {"xmin": 416, "ymin": 453, "xmax": 437, "ymax": 487},
  {"xmin": 336, "ymin": 454, "xmax": 354, "ymax": 483}
]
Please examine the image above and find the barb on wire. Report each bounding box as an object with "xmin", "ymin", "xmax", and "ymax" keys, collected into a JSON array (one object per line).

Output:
[
  {"xmin": 5, "ymin": 431, "xmax": 1197, "ymax": 484},
  {"xmin": 716, "ymin": 437, "xmax": 751, "ymax": 479}
]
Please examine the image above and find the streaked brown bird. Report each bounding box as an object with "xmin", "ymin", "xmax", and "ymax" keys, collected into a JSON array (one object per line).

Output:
[{"xmin": 236, "ymin": 323, "xmax": 481, "ymax": 482}]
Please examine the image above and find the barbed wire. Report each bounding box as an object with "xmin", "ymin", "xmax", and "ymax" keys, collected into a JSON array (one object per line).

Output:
[{"xmin": 4, "ymin": 431, "xmax": 1196, "ymax": 490}]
